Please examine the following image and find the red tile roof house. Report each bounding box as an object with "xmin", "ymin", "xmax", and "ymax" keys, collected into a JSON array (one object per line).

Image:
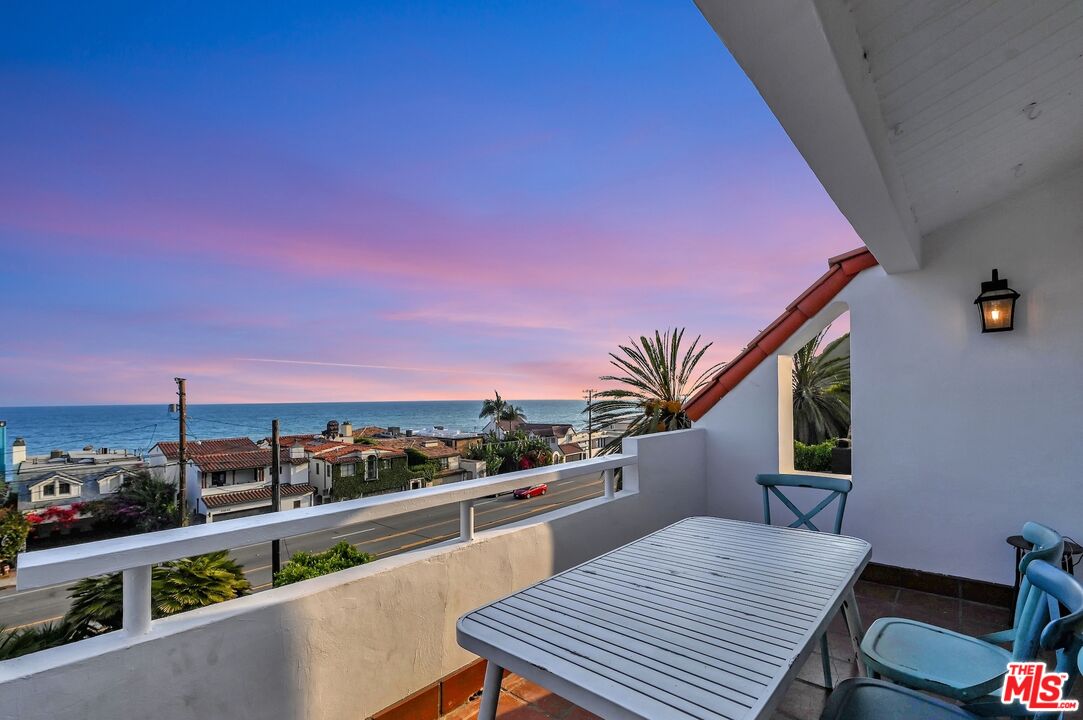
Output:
[
  {"xmin": 146, "ymin": 437, "xmax": 315, "ymax": 523},
  {"xmin": 7, "ymin": 6, "xmax": 1083, "ymax": 720}
]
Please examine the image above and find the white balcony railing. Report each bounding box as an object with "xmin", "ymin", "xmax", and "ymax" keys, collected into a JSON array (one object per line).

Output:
[{"xmin": 15, "ymin": 454, "xmax": 633, "ymax": 638}]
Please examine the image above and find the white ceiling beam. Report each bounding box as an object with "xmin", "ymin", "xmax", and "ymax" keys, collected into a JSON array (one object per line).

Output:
[{"xmin": 696, "ymin": 0, "xmax": 922, "ymax": 273}]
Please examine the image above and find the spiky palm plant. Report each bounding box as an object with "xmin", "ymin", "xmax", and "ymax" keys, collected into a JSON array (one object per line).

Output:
[
  {"xmin": 792, "ymin": 328, "xmax": 850, "ymax": 444},
  {"xmin": 66, "ymin": 571, "xmax": 125, "ymax": 633},
  {"xmin": 0, "ymin": 621, "xmax": 81, "ymax": 660},
  {"xmin": 587, "ymin": 329, "xmax": 723, "ymax": 453},
  {"xmin": 65, "ymin": 551, "xmax": 250, "ymax": 634},
  {"xmin": 155, "ymin": 551, "xmax": 251, "ymax": 616}
]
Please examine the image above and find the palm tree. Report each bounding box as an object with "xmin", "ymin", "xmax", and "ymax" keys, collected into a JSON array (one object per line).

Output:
[
  {"xmin": 478, "ymin": 391, "xmax": 508, "ymax": 428},
  {"xmin": 587, "ymin": 329, "xmax": 723, "ymax": 453},
  {"xmin": 792, "ymin": 328, "xmax": 850, "ymax": 444},
  {"xmin": 155, "ymin": 551, "xmax": 250, "ymax": 615},
  {"xmin": 65, "ymin": 551, "xmax": 251, "ymax": 635},
  {"xmin": 0, "ymin": 621, "xmax": 81, "ymax": 661},
  {"xmin": 479, "ymin": 391, "xmax": 527, "ymax": 433},
  {"xmin": 499, "ymin": 403, "xmax": 526, "ymax": 425}
]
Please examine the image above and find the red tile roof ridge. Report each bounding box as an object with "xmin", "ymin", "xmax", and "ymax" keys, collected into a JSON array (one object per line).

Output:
[{"xmin": 684, "ymin": 247, "xmax": 877, "ymax": 421}]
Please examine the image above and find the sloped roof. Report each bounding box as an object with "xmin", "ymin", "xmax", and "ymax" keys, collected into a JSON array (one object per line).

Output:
[
  {"xmin": 155, "ymin": 437, "xmax": 258, "ymax": 460},
  {"xmin": 684, "ymin": 247, "xmax": 877, "ymax": 421},
  {"xmin": 370, "ymin": 437, "xmax": 457, "ymax": 459},
  {"xmin": 202, "ymin": 483, "xmax": 315, "ymax": 510},
  {"xmin": 558, "ymin": 443, "xmax": 584, "ymax": 455}
]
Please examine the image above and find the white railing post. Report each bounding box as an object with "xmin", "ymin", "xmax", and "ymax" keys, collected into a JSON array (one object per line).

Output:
[
  {"xmin": 459, "ymin": 499, "xmax": 475, "ymax": 542},
  {"xmin": 604, "ymin": 468, "xmax": 616, "ymax": 499},
  {"xmin": 123, "ymin": 565, "xmax": 153, "ymax": 636}
]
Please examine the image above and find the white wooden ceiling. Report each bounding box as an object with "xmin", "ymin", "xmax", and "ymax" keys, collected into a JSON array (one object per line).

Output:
[{"xmin": 848, "ymin": 0, "xmax": 1083, "ymax": 233}]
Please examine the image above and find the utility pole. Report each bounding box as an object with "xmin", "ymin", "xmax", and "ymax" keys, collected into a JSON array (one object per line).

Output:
[
  {"xmin": 270, "ymin": 418, "xmax": 282, "ymax": 576},
  {"xmin": 175, "ymin": 377, "xmax": 188, "ymax": 526},
  {"xmin": 582, "ymin": 389, "xmax": 595, "ymax": 458}
]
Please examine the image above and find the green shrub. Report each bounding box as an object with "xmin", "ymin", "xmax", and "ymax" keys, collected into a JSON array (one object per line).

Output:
[
  {"xmin": 793, "ymin": 438, "xmax": 838, "ymax": 473},
  {"xmin": 273, "ymin": 541, "xmax": 374, "ymax": 587}
]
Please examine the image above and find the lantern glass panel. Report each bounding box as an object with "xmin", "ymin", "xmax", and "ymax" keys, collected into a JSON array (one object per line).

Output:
[{"xmin": 977, "ymin": 291, "xmax": 1017, "ymax": 332}]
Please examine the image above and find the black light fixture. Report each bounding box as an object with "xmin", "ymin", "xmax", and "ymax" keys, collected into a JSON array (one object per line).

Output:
[{"xmin": 974, "ymin": 269, "xmax": 1020, "ymax": 333}]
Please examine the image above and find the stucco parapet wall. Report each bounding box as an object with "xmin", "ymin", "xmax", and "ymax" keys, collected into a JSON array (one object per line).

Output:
[
  {"xmin": 0, "ymin": 429, "xmax": 708, "ymax": 720},
  {"xmin": 685, "ymin": 247, "xmax": 877, "ymax": 421}
]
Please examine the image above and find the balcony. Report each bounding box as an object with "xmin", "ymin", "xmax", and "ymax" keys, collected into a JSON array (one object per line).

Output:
[{"xmin": 0, "ymin": 425, "xmax": 1050, "ymax": 719}]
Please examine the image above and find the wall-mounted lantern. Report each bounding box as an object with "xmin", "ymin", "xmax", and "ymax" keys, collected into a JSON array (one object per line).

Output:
[{"xmin": 974, "ymin": 269, "xmax": 1020, "ymax": 333}]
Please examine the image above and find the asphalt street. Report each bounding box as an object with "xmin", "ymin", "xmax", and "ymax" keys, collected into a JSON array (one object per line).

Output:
[{"xmin": 0, "ymin": 473, "xmax": 603, "ymax": 630}]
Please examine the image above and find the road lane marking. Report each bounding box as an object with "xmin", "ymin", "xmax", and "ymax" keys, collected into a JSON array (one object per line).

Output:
[
  {"xmin": 332, "ymin": 528, "xmax": 376, "ymax": 539},
  {"xmin": 9, "ymin": 614, "xmax": 65, "ymax": 630}
]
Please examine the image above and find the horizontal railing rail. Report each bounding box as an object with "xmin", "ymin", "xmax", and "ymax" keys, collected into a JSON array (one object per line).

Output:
[{"xmin": 16, "ymin": 453, "xmax": 634, "ymax": 636}]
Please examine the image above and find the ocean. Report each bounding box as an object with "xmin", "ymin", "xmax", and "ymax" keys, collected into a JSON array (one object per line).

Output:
[{"xmin": 0, "ymin": 400, "xmax": 586, "ymax": 462}]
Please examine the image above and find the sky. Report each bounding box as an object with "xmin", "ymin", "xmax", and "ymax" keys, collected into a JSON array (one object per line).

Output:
[{"xmin": 0, "ymin": 1, "xmax": 859, "ymax": 406}]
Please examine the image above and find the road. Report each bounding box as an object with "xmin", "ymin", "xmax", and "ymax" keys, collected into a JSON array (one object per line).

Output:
[{"xmin": 0, "ymin": 474, "xmax": 603, "ymax": 630}]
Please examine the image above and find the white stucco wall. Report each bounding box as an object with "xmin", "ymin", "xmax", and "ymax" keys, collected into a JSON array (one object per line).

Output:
[
  {"xmin": 702, "ymin": 167, "xmax": 1083, "ymax": 584},
  {"xmin": 0, "ymin": 429, "xmax": 707, "ymax": 720}
]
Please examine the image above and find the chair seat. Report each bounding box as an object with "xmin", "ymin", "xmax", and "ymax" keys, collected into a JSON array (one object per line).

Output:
[
  {"xmin": 860, "ymin": 617, "xmax": 1011, "ymax": 701},
  {"xmin": 821, "ymin": 678, "xmax": 979, "ymax": 720}
]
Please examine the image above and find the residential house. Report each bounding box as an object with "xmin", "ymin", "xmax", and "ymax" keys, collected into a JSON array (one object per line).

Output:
[
  {"xmin": 366, "ymin": 436, "xmax": 471, "ymax": 486},
  {"xmin": 147, "ymin": 437, "xmax": 314, "ymax": 522},
  {"xmin": 13, "ymin": 446, "xmax": 145, "ymax": 513},
  {"xmin": 485, "ymin": 420, "xmax": 577, "ymax": 452}
]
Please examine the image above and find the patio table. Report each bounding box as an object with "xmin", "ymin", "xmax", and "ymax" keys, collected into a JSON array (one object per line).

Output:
[{"xmin": 457, "ymin": 516, "xmax": 871, "ymax": 720}]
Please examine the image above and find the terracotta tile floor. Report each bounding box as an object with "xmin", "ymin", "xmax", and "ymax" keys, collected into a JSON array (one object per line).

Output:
[{"xmin": 440, "ymin": 580, "xmax": 1011, "ymax": 720}]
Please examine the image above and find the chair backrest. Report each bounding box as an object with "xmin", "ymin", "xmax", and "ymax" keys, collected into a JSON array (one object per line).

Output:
[
  {"xmin": 1023, "ymin": 559, "xmax": 1083, "ymax": 679},
  {"xmin": 755, "ymin": 473, "xmax": 853, "ymax": 535},
  {"xmin": 1012, "ymin": 522, "xmax": 1065, "ymax": 643}
]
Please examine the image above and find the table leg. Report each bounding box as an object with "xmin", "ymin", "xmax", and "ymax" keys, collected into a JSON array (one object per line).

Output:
[
  {"xmin": 841, "ymin": 588, "xmax": 867, "ymax": 677},
  {"xmin": 478, "ymin": 660, "xmax": 504, "ymax": 720}
]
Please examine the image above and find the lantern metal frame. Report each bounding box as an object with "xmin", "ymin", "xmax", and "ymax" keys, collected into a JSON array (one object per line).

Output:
[{"xmin": 973, "ymin": 268, "xmax": 1020, "ymax": 333}]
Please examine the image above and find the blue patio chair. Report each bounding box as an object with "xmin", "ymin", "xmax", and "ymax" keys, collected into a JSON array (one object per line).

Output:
[
  {"xmin": 756, "ymin": 473, "xmax": 854, "ymax": 687},
  {"xmin": 860, "ymin": 522, "xmax": 1064, "ymax": 704},
  {"xmin": 828, "ymin": 558, "xmax": 1083, "ymax": 720}
]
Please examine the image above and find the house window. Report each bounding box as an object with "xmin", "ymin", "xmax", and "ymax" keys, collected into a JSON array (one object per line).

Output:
[
  {"xmin": 438, "ymin": 458, "xmax": 449, "ymax": 470},
  {"xmin": 58, "ymin": 482, "xmax": 71, "ymax": 495},
  {"xmin": 293, "ymin": 500, "xmax": 301, "ymax": 509},
  {"xmin": 43, "ymin": 484, "xmax": 56, "ymax": 496},
  {"xmin": 212, "ymin": 472, "xmax": 227, "ymax": 487},
  {"xmin": 341, "ymin": 463, "xmax": 354, "ymax": 476},
  {"xmin": 316, "ymin": 464, "xmax": 320, "ymax": 475},
  {"xmin": 380, "ymin": 459, "xmax": 392, "ymax": 470}
]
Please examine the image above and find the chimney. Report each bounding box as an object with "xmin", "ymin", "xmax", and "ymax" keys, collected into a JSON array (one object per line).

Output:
[
  {"xmin": 341, "ymin": 420, "xmax": 353, "ymax": 439},
  {"xmin": 290, "ymin": 445, "xmax": 305, "ymax": 460},
  {"xmin": 50, "ymin": 449, "xmax": 66, "ymax": 460},
  {"xmin": 11, "ymin": 437, "xmax": 26, "ymax": 465}
]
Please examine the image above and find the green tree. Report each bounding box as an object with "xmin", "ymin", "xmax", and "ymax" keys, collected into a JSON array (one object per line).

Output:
[
  {"xmin": 273, "ymin": 541, "xmax": 373, "ymax": 587},
  {"xmin": 90, "ymin": 470, "xmax": 178, "ymax": 533},
  {"xmin": 65, "ymin": 551, "xmax": 250, "ymax": 635},
  {"xmin": 155, "ymin": 551, "xmax": 251, "ymax": 616},
  {"xmin": 0, "ymin": 508, "xmax": 30, "ymax": 566},
  {"xmin": 586, "ymin": 329, "xmax": 723, "ymax": 453},
  {"xmin": 478, "ymin": 391, "xmax": 527, "ymax": 431},
  {"xmin": 792, "ymin": 329, "xmax": 850, "ymax": 444}
]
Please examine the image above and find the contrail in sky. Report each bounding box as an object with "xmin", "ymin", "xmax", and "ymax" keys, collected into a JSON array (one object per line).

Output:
[{"xmin": 238, "ymin": 357, "xmax": 525, "ymax": 377}]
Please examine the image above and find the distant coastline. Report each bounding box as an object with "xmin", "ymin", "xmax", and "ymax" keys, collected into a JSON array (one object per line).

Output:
[{"xmin": 0, "ymin": 399, "xmax": 585, "ymax": 462}]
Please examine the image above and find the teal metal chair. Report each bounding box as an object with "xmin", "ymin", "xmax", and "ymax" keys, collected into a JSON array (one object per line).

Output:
[
  {"xmin": 825, "ymin": 558, "xmax": 1083, "ymax": 720},
  {"xmin": 860, "ymin": 522, "xmax": 1064, "ymax": 705},
  {"xmin": 756, "ymin": 472, "xmax": 855, "ymax": 688}
]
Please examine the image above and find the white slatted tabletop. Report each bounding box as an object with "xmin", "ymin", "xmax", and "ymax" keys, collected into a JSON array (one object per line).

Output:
[{"xmin": 457, "ymin": 516, "xmax": 871, "ymax": 720}]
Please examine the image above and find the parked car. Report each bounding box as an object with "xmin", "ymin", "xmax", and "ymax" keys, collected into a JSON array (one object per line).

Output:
[{"xmin": 512, "ymin": 484, "xmax": 548, "ymax": 499}]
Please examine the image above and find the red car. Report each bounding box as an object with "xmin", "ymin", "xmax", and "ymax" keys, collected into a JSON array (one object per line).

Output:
[{"xmin": 513, "ymin": 484, "xmax": 548, "ymax": 499}]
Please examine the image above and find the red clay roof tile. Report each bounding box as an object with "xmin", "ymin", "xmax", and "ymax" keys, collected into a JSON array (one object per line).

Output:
[{"xmin": 685, "ymin": 247, "xmax": 877, "ymax": 421}]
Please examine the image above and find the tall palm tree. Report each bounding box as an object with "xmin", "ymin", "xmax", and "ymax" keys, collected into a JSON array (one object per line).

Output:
[
  {"xmin": 587, "ymin": 329, "xmax": 723, "ymax": 453},
  {"xmin": 499, "ymin": 404, "xmax": 527, "ymax": 425},
  {"xmin": 479, "ymin": 391, "xmax": 527, "ymax": 432},
  {"xmin": 792, "ymin": 328, "xmax": 850, "ymax": 444},
  {"xmin": 478, "ymin": 391, "xmax": 508, "ymax": 428}
]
